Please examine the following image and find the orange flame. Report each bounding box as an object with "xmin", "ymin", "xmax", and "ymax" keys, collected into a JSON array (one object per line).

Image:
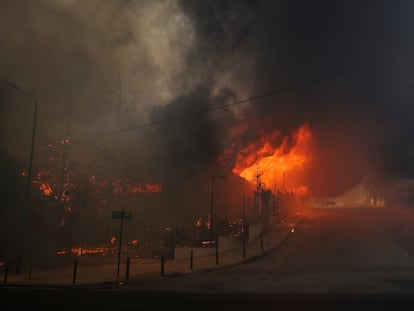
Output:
[
  {"xmin": 110, "ymin": 236, "xmax": 116, "ymax": 244},
  {"xmin": 195, "ymin": 217, "xmax": 203, "ymax": 228},
  {"xmin": 127, "ymin": 182, "xmax": 162, "ymax": 193},
  {"xmin": 39, "ymin": 183, "xmax": 53, "ymax": 196},
  {"xmin": 232, "ymin": 123, "xmax": 312, "ymax": 195}
]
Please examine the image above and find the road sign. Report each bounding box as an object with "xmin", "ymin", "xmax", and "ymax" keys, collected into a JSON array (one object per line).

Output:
[
  {"xmin": 112, "ymin": 210, "xmax": 132, "ymax": 220},
  {"xmin": 112, "ymin": 209, "xmax": 132, "ymax": 279}
]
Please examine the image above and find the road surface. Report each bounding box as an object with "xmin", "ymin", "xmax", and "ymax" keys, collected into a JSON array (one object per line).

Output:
[{"xmin": 129, "ymin": 206, "xmax": 414, "ymax": 294}]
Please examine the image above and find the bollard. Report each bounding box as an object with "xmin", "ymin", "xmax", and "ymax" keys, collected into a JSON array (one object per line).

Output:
[
  {"xmin": 3, "ymin": 261, "xmax": 9, "ymax": 284},
  {"xmin": 28, "ymin": 255, "xmax": 32, "ymax": 281},
  {"xmin": 160, "ymin": 254, "xmax": 165, "ymax": 277},
  {"xmin": 125, "ymin": 257, "xmax": 130, "ymax": 280},
  {"xmin": 72, "ymin": 259, "xmax": 78, "ymax": 285},
  {"xmin": 190, "ymin": 250, "xmax": 193, "ymax": 270}
]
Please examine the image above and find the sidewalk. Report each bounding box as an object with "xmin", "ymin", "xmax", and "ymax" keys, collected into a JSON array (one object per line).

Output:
[{"xmin": 1, "ymin": 213, "xmax": 303, "ymax": 288}]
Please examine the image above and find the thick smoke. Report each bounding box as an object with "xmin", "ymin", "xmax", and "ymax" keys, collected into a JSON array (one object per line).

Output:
[
  {"xmin": 2, "ymin": 0, "xmax": 414, "ymax": 263},
  {"xmin": 171, "ymin": 0, "xmax": 414, "ymax": 200}
]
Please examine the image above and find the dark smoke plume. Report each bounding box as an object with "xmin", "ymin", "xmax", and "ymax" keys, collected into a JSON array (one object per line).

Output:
[{"xmin": 173, "ymin": 0, "xmax": 414, "ymax": 200}]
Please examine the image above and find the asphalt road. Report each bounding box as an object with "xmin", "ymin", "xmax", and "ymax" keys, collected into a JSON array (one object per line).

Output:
[
  {"xmin": 3, "ymin": 206, "xmax": 414, "ymax": 310},
  {"xmin": 124, "ymin": 206, "xmax": 414, "ymax": 295}
]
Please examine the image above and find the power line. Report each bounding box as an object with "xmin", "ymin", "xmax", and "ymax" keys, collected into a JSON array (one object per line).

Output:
[
  {"xmin": 75, "ymin": 72, "xmax": 341, "ymax": 144},
  {"xmin": 74, "ymin": 48, "xmax": 409, "ymax": 144}
]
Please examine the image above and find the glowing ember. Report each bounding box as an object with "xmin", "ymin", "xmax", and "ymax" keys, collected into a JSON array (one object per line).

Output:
[
  {"xmin": 195, "ymin": 217, "xmax": 203, "ymax": 228},
  {"xmin": 57, "ymin": 245, "xmax": 113, "ymax": 256},
  {"xmin": 112, "ymin": 177, "xmax": 123, "ymax": 194},
  {"xmin": 127, "ymin": 182, "xmax": 162, "ymax": 193},
  {"xmin": 70, "ymin": 246, "xmax": 111, "ymax": 256},
  {"xmin": 231, "ymin": 123, "xmax": 312, "ymax": 195},
  {"xmin": 56, "ymin": 249, "xmax": 68, "ymax": 255},
  {"xmin": 89, "ymin": 175, "xmax": 162, "ymax": 194},
  {"xmin": 39, "ymin": 183, "xmax": 53, "ymax": 196}
]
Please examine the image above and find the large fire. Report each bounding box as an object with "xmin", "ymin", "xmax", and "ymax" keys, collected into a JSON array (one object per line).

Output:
[{"xmin": 231, "ymin": 123, "xmax": 312, "ymax": 195}]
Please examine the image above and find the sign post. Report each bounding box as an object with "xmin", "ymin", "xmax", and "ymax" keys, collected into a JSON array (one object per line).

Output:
[{"xmin": 112, "ymin": 209, "xmax": 132, "ymax": 279}]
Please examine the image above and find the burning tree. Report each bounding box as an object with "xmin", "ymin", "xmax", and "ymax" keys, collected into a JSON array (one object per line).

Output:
[{"xmin": 28, "ymin": 133, "xmax": 163, "ymax": 255}]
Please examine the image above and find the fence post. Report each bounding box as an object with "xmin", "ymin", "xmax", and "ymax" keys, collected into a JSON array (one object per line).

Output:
[
  {"xmin": 190, "ymin": 250, "xmax": 193, "ymax": 270},
  {"xmin": 160, "ymin": 254, "xmax": 165, "ymax": 276},
  {"xmin": 72, "ymin": 259, "xmax": 78, "ymax": 285},
  {"xmin": 125, "ymin": 257, "xmax": 130, "ymax": 280},
  {"xmin": 3, "ymin": 261, "xmax": 9, "ymax": 284}
]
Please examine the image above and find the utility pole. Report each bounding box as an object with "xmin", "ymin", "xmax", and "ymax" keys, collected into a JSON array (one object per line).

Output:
[
  {"xmin": 242, "ymin": 194, "xmax": 246, "ymax": 219},
  {"xmin": 210, "ymin": 176, "xmax": 215, "ymax": 242},
  {"xmin": 56, "ymin": 102, "xmax": 71, "ymax": 250},
  {"xmin": 118, "ymin": 71, "xmax": 122, "ymax": 130},
  {"xmin": 209, "ymin": 175, "xmax": 226, "ymax": 243},
  {"xmin": 7, "ymin": 82, "xmax": 38, "ymax": 275},
  {"xmin": 255, "ymin": 164, "xmax": 262, "ymax": 217}
]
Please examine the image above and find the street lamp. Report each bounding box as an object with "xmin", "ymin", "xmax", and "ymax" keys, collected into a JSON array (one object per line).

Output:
[
  {"xmin": 7, "ymin": 81, "xmax": 38, "ymax": 275},
  {"xmin": 210, "ymin": 175, "xmax": 226, "ymax": 243}
]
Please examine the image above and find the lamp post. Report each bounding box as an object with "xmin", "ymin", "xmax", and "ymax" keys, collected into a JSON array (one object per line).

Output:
[
  {"xmin": 209, "ymin": 175, "xmax": 226, "ymax": 243},
  {"xmin": 7, "ymin": 82, "xmax": 38, "ymax": 275}
]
